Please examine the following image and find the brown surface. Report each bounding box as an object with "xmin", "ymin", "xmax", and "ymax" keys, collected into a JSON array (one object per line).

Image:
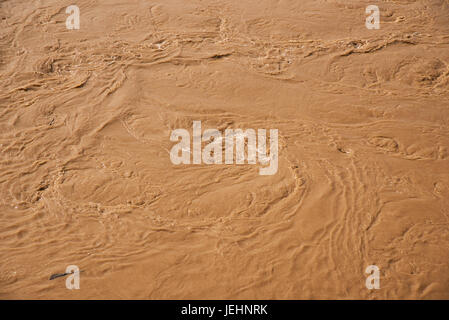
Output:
[{"xmin": 1, "ymin": 0, "xmax": 449, "ymax": 299}]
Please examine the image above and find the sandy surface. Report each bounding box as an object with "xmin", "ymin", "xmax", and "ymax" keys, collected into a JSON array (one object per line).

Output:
[{"xmin": 1, "ymin": 0, "xmax": 449, "ymax": 299}]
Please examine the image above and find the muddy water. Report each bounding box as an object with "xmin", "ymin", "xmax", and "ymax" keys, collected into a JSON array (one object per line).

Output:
[{"xmin": 0, "ymin": 0, "xmax": 449, "ymax": 299}]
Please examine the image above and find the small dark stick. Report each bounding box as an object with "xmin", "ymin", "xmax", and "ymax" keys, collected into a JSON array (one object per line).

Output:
[
  {"xmin": 49, "ymin": 272, "xmax": 71, "ymax": 280},
  {"xmin": 49, "ymin": 270, "xmax": 82, "ymax": 280}
]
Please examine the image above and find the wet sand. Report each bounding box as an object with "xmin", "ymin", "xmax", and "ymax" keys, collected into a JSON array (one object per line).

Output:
[{"xmin": 1, "ymin": 0, "xmax": 449, "ymax": 299}]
